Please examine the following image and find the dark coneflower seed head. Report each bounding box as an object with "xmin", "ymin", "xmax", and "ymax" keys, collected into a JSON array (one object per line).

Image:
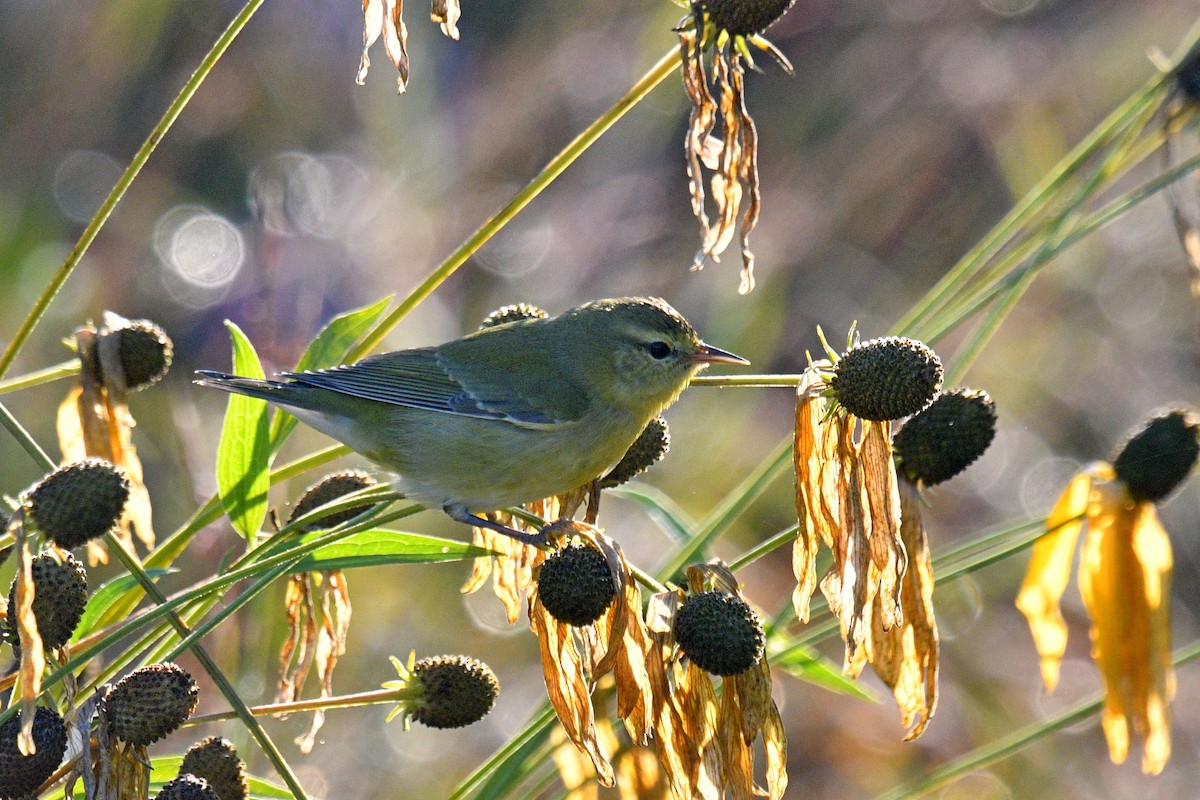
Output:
[
  {"xmin": 600, "ymin": 417, "xmax": 670, "ymax": 489},
  {"xmin": 26, "ymin": 458, "xmax": 130, "ymax": 549},
  {"xmin": 5, "ymin": 551, "xmax": 88, "ymax": 654},
  {"xmin": 1112, "ymin": 408, "xmax": 1200, "ymax": 503},
  {"xmin": 537, "ymin": 544, "xmax": 617, "ymax": 626},
  {"xmin": 104, "ymin": 662, "xmax": 199, "ymax": 746},
  {"xmin": 106, "ymin": 318, "xmax": 174, "ymax": 391},
  {"xmin": 479, "ymin": 303, "xmax": 548, "ymax": 329},
  {"xmin": 831, "ymin": 336, "xmax": 943, "ymax": 421},
  {"xmin": 180, "ymin": 737, "xmax": 248, "ymax": 800},
  {"xmin": 894, "ymin": 388, "xmax": 997, "ymax": 486},
  {"xmin": 0, "ymin": 706, "xmax": 68, "ymax": 800},
  {"xmin": 410, "ymin": 655, "xmax": 500, "ymax": 729},
  {"xmin": 156, "ymin": 774, "xmax": 221, "ymax": 800},
  {"xmin": 288, "ymin": 470, "xmax": 379, "ymax": 530},
  {"xmin": 674, "ymin": 590, "xmax": 765, "ymax": 676},
  {"xmin": 699, "ymin": 0, "xmax": 797, "ymax": 37},
  {"xmin": 1176, "ymin": 44, "xmax": 1200, "ymax": 104}
]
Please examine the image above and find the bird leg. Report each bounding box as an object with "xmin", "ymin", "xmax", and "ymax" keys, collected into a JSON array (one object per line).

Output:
[{"xmin": 444, "ymin": 504, "xmax": 549, "ymax": 547}]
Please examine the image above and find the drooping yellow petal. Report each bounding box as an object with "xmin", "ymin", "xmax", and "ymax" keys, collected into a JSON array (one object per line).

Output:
[
  {"xmin": 1016, "ymin": 469, "xmax": 1093, "ymax": 691},
  {"xmin": 1078, "ymin": 479, "xmax": 1174, "ymax": 775},
  {"xmin": 792, "ymin": 370, "xmax": 835, "ymax": 622}
]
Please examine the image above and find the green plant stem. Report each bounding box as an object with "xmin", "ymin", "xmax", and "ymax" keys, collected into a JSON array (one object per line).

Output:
[
  {"xmin": 346, "ymin": 47, "xmax": 682, "ymax": 361},
  {"xmin": 875, "ymin": 639, "xmax": 1200, "ymax": 800},
  {"xmin": 447, "ymin": 707, "xmax": 557, "ymax": 800},
  {"xmin": 0, "ymin": 401, "xmax": 55, "ymax": 467},
  {"xmin": 0, "ymin": 360, "xmax": 80, "ymax": 395},
  {"xmin": 0, "ymin": 0, "xmax": 265, "ymax": 380},
  {"xmin": 185, "ymin": 684, "xmax": 420, "ymax": 727},
  {"xmin": 656, "ymin": 436, "xmax": 792, "ymax": 581},
  {"xmin": 727, "ymin": 524, "xmax": 798, "ymax": 572}
]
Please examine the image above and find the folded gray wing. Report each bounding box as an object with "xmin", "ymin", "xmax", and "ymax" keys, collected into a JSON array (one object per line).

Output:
[{"xmin": 282, "ymin": 346, "xmax": 574, "ymax": 426}]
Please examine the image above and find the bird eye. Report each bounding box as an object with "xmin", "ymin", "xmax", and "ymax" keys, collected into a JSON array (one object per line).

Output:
[{"xmin": 646, "ymin": 341, "xmax": 672, "ymax": 360}]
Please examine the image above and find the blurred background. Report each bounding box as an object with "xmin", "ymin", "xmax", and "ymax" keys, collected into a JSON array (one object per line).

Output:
[{"xmin": 1, "ymin": 0, "xmax": 1199, "ymax": 797}]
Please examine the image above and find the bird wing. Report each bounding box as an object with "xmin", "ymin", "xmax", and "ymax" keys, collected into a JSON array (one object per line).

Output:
[{"xmin": 283, "ymin": 335, "xmax": 588, "ymax": 427}]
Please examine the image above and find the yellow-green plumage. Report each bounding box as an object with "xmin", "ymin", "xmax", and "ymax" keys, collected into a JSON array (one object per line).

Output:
[{"xmin": 196, "ymin": 297, "xmax": 745, "ymax": 542}]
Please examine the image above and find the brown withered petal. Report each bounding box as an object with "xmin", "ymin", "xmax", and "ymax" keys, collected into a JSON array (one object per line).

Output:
[
  {"xmin": 461, "ymin": 501, "xmax": 553, "ymax": 624},
  {"xmin": 431, "ymin": 0, "xmax": 461, "ymax": 39},
  {"xmin": 359, "ymin": 0, "xmax": 410, "ymax": 92},
  {"xmin": 848, "ymin": 480, "xmax": 939, "ymax": 740}
]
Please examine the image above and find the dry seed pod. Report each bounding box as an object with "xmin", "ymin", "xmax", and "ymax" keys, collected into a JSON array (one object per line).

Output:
[
  {"xmin": 180, "ymin": 737, "xmax": 248, "ymax": 800},
  {"xmin": 288, "ymin": 470, "xmax": 379, "ymax": 530},
  {"xmin": 537, "ymin": 544, "xmax": 617, "ymax": 626},
  {"xmin": 104, "ymin": 662, "xmax": 199, "ymax": 745},
  {"xmin": 894, "ymin": 388, "xmax": 997, "ymax": 486},
  {"xmin": 699, "ymin": 0, "xmax": 797, "ymax": 36},
  {"xmin": 410, "ymin": 655, "xmax": 500, "ymax": 729},
  {"xmin": 831, "ymin": 336, "xmax": 943, "ymax": 421},
  {"xmin": 674, "ymin": 590, "xmax": 765, "ymax": 676},
  {"xmin": 156, "ymin": 774, "xmax": 220, "ymax": 800},
  {"xmin": 99, "ymin": 315, "xmax": 174, "ymax": 391},
  {"xmin": 600, "ymin": 416, "xmax": 669, "ymax": 489},
  {"xmin": 4, "ymin": 551, "xmax": 88, "ymax": 653},
  {"xmin": 1112, "ymin": 408, "xmax": 1200, "ymax": 503},
  {"xmin": 0, "ymin": 706, "xmax": 68, "ymax": 799},
  {"xmin": 26, "ymin": 459, "xmax": 130, "ymax": 549},
  {"xmin": 479, "ymin": 303, "xmax": 548, "ymax": 329}
]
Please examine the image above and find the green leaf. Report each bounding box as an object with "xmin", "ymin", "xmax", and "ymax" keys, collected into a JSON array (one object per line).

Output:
[
  {"xmin": 217, "ymin": 322, "xmax": 271, "ymax": 543},
  {"xmin": 771, "ymin": 642, "xmax": 877, "ymax": 701},
  {"xmin": 72, "ymin": 568, "xmax": 175, "ymax": 640},
  {"xmin": 607, "ymin": 484, "xmax": 696, "ymax": 546},
  {"xmin": 254, "ymin": 528, "xmax": 493, "ymax": 572},
  {"xmin": 269, "ymin": 295, "xmax": 394, "ymax": 447}
]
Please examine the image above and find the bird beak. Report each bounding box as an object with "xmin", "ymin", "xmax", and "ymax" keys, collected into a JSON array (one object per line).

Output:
[{"xmin": 691, "ymin": 343, "xmax": 750, "ymax": 365}]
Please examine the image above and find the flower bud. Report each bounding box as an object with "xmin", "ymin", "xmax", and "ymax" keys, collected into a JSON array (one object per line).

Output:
[
  {"xmin": 288, "ymin": 470, "xmax": 379, "ymax": 530},
  {"xmin": 600, "ymin": 417, "xmax": 670, "ymax": 489},
  {"xmin": 537, "ymin": 544, "xmax": 617, "ymax": 626},
  {"xmin": 894, "ymin": 388, "xmax": 997, "ymax": 486},
  {"xmin": 0, "ymin": 706, "xmax": 68, "ymax": 799},
  {"xmin": 674, "ymin": 590, "xmax": 765, "ymax": 676},
  {"xmin": 5, "ymin": 551, "xmax": 88, "ymax": 653},
  {"xmin": 104, "ymin": 663, "xmax": 199, "ymax": 746},
  {"xmin": 1112, "ymin": 408, "xmax": 1200, "ymax": 503},
  {"xmin": 410, "ymin": 655, "xmax": 499, "ymax": 729},
  {"xmin": 831, "ymin": 337, "xmax": 943, "ymax": 421},
  {"xmin": 26, "ymin": 459, "xmax": 130, "ymax": 549}
]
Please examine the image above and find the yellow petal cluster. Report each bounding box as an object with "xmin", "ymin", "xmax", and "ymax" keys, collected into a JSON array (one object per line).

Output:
[{"xmin": 1017, "ymin": 463, "xmax": 1174, "ymax": 775}]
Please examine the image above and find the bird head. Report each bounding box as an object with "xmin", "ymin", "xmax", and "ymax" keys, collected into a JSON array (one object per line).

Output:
[{"xmin": 560, "ymin": 297, "xmax": 748, "ymax": 414}]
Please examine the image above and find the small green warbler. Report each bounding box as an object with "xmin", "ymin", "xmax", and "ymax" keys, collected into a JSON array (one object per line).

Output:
[{"xmin": 196, "ymin": 297, "xmax": 746, "ymax": 544}]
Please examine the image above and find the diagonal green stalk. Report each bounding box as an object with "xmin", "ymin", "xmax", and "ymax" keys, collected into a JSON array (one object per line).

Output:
[
  {"xmin": 0, "ymin": 0, "xmax": 265, "ymax": 379},
  {"xmin": 0, "ymin": 360, "xmax": 81, "ymax": 395},
  {"xmin": 346, "ymin": 47, "xmax": 682, "ymax": 361},
  {"xmin": 874, "ymin": 639, "xmax": 1200, "ymax": 800}
]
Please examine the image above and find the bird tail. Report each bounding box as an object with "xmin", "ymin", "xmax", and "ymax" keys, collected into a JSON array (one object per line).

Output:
[{"xmin": 194, "ymin": 370, "xmax": 314, "ymax": 411}]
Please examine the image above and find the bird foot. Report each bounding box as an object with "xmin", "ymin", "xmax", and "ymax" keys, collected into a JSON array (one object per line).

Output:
[{"xmin": 446, "ymin": 506, "xmax": 549, "ymax": 547}]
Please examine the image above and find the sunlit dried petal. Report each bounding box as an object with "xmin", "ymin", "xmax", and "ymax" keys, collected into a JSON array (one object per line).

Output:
[
  {"xmin": 11, "ymin": 515, "xmax": 45, "ymax": 755},
  {"xmin": 1078, "ymin": 478, "xmax": 1174, "ymax": 775},
  {"xmin": 359, "ymin": 0, "xmax": 410, "ymax": 93},
  {"xmin": 1016, "ymin": 468, "xmax": 1093, "ymax": 691},
  {"xmin": 294, "ymin": 570, "xmax": 352, "ymax": 754},
  {"xmin": 461, "ymin": 502, "xmax": 552, "ymax": 624},
  {"xmin": 792, "ymin": 368, "xmax": 837, "ymax": 622},
  {"xmin": 430, "ymin": 0, "xmax": 460, "ymax": 40}
]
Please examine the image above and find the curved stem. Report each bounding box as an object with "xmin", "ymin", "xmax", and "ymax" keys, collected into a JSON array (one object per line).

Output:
[{"xmin": 0, "ymin": 0, "xmax": 266, "ymax": 379}]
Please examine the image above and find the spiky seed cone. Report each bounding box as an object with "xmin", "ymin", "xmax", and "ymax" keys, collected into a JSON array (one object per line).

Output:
[
  {"xmin": 674, "ymin": 591, "xmax": 765, "ymax": 676},
  {"xmin": 600, "ymin": 417, "xmax": 670, "ymax": 489},
  {"xmin": 156, "ymin": 774, "xmax": 220, "ymax": 800},
  {"xmin": 537, "ymin": 545, "xmax": 617, "ymax": 626},
  {"xmin": 5, "ymin": 551, "xmax": 88, "ymax": 653},
  {"xmin": 26, "ymin": 459, "xmax": 130, "ymax": 549},
  {"xmin": 410, "ymin": 655, "xmax": 499, "ymax": 729},
  {"xmin": 288, "ymin": 470, "xmax": 379, "ymax": 530},
  {"xmin": 0, "ymin": 706, "xmax": 68, "ymax": 799},
  {"xmin": 1112, "ymin": 409, "xmax": 1200, "ymax": 503},
  {"xmin": 699, "ymin": 0, "xmax": 797, "ymax": 36},
  {"xmin": 104, "ymin": 318, "xmax": 174, "ymax": 391},
  {"xmin": 894, "ymin": 388, "xmax": 997, "ymax": 486},
  {"xmin": 831, "ymin": 336, "xmax": 943, "ymax": 421},
  {"xmin": 1177, "ymin": 45, "xmax": 1200, "ymax": 104},
  {"xmin": 180, "ymin": 737, "xmax": 248, "ymax": 800},
  {"xmin": 479, "ymin": 303, "xmax": 548, "ymax": 329},
  {"xmin": 104, "ymin": 663, "xmax": 199, "ymax": 746}
]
